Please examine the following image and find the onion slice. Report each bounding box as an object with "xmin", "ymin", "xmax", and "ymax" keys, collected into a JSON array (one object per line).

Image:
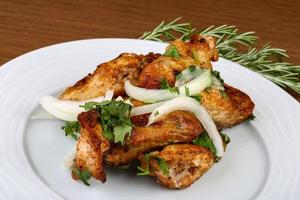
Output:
[
  {"xmin": 147, "ymin": 96, "xmax": 224, "ymax": 157},
  {"xmin": 131, "ymin": 101, "xmax": 166, "ymax": 116},
  {"xmin": 175, "ymin": 66, "xmax": 204, "ymax": 87},
  {"xmin": 125, "ymin": 69, "xmax": 212, "ymax": 102},
  {"xmin": 39, "ymin": 90, "xmax": 113, "ymax": 121}
]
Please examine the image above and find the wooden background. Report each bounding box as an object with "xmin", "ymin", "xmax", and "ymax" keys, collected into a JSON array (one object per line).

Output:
[{"xmin": 0, "ymin": 0, "xmax": 299, "ymax": 100}]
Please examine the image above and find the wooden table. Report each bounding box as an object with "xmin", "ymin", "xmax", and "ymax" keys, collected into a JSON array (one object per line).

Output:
[{"xmin": 1, "ymin": 0, "xmax": 299, "ymax": 100}]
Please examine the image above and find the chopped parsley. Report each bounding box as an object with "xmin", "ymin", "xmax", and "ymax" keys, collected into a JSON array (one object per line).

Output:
[
  {"xmin": 248, "ymin": 113, "xmax": 256, "ymax": 121},
  {"xmin": 212, "ymin": 70, "xmax": 224, "ymax": 86},
  {"xmin": 160, "ymin": 78, "xmax": 169, "ymax": 89},
  {"xmin": 164, "ymin": 45, "xmax": 180, "ymax": 59},
  {"xmin": 72, "ymin": 167, "xmax": 92, "ymax": 186},
  {"xmin": 191, "ymin": 94, "xmax": 202, "ymax": 102},
  {"xmin": 157, "ymin": 158, "xmax": 169, "ymax": 176},
  {"xmin": 62, "ymin": 121, "xmax": 80, "ymax": 140},
  {"xmin": 160, "ymin": 78, "xmax": 180, "ymax": 94},
  {"xmin": 113, "ymin": 124, "xmax": 132, "ymax": 145},
  {"xmin": 176, "ymin": 72, "xmax": 182, "ymax": 80},
  {"xmin": 137, "ymin": 153, "xmax": 152, "ymax": 176},
  {"xmin": 154, "ymin": 110, "xmax": 160, "ymax": 116},
  {"xmin": 184, "ymin": 86, "xmax": 202, "ymax": 102},
  {"xmin": 137, "ymin": 153, "xmax": 169, "ymax": 176},
  {"xmin": 193, "ymin": 131, "xmax": 217, "ymax": 155},
  {"xmin": 80, "ymin": 100, "xmax": 133, "ymax": 145},
  {"xmin": 188, "ymin": 65, "xmax": 196, "ymax": 72},
  {"xmin": 185, "ymin": 86, "xmax": 190, "ymax": 96},
  {"xmin": 221, "ymin": 133, "xmax": 231, "ymax": 145},
  {"xmin": 193, "ymin": 131, "xmax": 231, "ymax": 162}
]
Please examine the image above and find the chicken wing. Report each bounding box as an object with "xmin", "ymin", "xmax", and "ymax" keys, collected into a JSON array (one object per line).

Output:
[
  {"xmin": 138, "ymin": 144, "xmax": 214, "ymax": 189},
  {"xmin": 137, "ymin": 35, "xmax": 218, "ymax": 89},
  {"xmin": 60, "ymin": 53, "xmax": 160, "ymax": 100},
  {"xmin": 105, "ymin": 110, "xmax": 203, "ymax": 166},
  {"xmin": 75, "ymin": 110, "xmax": 110, "ymax": 183}
]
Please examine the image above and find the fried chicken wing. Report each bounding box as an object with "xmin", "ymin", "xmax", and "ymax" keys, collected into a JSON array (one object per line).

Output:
[
  {"xmin": 201, "ymin": 85, "xmax": 254, "ymax": 128},
  {"xmin": 75, "ymin": 110, "xmax": 110, "ymax": 182},
  {"xmin": 60, "ymin": 53, "xmax": 160, "ymax": 100},
  {"xmin": 137, "ymin": 35, "xmax": 218, "ymax": 88},
  {"xmin": 105, "ymin": 110, "xmax": 203, "ymax": 166},
  {"xmin": 139, "ymin": 144, "xmax": 214, "ymax": 189}
]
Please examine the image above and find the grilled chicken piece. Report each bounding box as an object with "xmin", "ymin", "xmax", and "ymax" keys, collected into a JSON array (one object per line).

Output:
[
  {"xmin": 60, "ymin": 53, "xmax": 160, "ymax": 100},
  {"xmin": 138, "ymin": 35, "xmax": 218, "ymax": 88},
  {"xmin": 201, "ymin": 85, "xmax": 254, "ymax": 128},
  {"xmin": 105, "ymin": 110, "xmax": 203, "ymax": 166},
  {"xmin": 75, "ymin": 110, "xmax": 110, "ymax": 183},
  {"xmin": 138, "ymin": 144, "xmax": 214, "ymax": 189}
]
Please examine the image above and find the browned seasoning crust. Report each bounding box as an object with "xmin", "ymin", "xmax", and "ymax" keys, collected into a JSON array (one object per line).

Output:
[
  {"xmin": 60, "ymin": 53, "xmax": 160, "ymax": 100},
  {"xmin": 139, "ymin": 144, "xmax": 214, "ymax": 189},
  {"xmin": 200, "ymin": 85, "xmax": 255, "ymax": 128},
  {"xmin": 105, "ymin": 110, "xmax": 204, "ymax": 166},
  {"xmin": 75, "ymin": 110, "xmax": 110, "ymax": 183}
]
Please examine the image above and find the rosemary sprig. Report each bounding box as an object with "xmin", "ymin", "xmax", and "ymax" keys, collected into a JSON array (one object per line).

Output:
[
  {"xmin": 140, "ymin": 18, "xmax": 300, "ymax": 94},
  {"xmin": 139, "ymin": 17, "xmax": 194, "ymax": 42}
]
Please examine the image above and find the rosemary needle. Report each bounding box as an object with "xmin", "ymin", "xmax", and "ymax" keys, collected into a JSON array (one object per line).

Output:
[{"xmin": 140, "ymin": 18, "xmax": 300, "ymax": 94}]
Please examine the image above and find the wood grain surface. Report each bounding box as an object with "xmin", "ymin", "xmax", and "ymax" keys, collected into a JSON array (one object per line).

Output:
[{"xmin": 0, "ymin": 0, "xmax": 299, "ymax": 100}]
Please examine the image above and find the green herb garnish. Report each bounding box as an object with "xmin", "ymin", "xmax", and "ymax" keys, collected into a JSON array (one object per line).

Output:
[
  {"xmin": 191, "ymin": 95, "xmax": 202, "ymax": 102},
  {"xmin": 193, "ymin": 131, "xmax": 217, "ymax": 155},
  {"xmin": 221, "ymin": 133, "xmax": 231, "ymax": 144},
  {"xmin": 160, "ymin": 78, "xmax": 169, "ymax": 89},
  {"xmin": 80, "ymin": 100, "xmax": 133, "ymax": 145},
  {"xmin": 212, "ymin": 70, "xmax": 225, "ymax": 86},
  {"xmin": 160, "ymin": 78, "xmax": 180, "ymax": 94},
  {"xmin": 163, "ymin": 45, "xmax": 180, "ymax": 59},
  {"xmin": 157, "ymin": 158, "xmax": 169, "ymax": 176},
  {"xmin": 188, "ymin": 65, "xmax": 196, "ymax": 72},
  {"xmin": 137, "ymin": 153, "xmax": 169, "ymax": 176},
  {"xmin": 62, "ymin": 121, "xmax": 80, "ymax": 140},
  {"xmin": 185, "ymin": 86, "xmax": 190, "ymax": 96},
  {"xmin": 72, "ymin": 167, "xmax": 92, "ymax": 186},
  {"xmin": 176, "ymin": 72, "xmax": 182, "ymax": 80},
  {"xmin": 137, "ymin": 153, "xmax": 152, "ymax": 176},
  {"xmin": 248, "ymin": 113, "xmax": 256, "ymax": 121}
]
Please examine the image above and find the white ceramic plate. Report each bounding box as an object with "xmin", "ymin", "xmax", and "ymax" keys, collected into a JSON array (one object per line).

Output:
[{"xmin": 0, "ymin": 39, "xmax": 299, "ymax": 200}]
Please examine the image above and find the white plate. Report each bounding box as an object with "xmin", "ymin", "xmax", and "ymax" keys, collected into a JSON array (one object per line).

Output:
[{"xmin": 0, "ymin": 39, "xmax": 299, "ymax": 200}]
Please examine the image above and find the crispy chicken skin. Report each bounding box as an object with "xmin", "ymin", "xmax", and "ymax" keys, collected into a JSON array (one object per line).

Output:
[
  {"xmin": 75, "ymin": 110, "xmax": 110, "ymax": 183},
  {"xmin": 201, "ymin": 85, "xmax": 254, "ymax": 128},
  {"xmin": 60, "ymin": 53, "xmax": 160, "ymax": 100},
  {"xmin": 105, "ymin": 111, "xmax": 203, "ymax": 166},
  {"xmin": 139, "ymin": 144, "xmax": 214, "ymax": 189}
]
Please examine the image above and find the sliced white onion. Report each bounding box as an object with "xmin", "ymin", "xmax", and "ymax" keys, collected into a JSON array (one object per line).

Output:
[
  {"xmin": 30, "ymin": 107, "xmax": 56, "ymax": 120},
  {"xmin": 115, "ymin": 96, "xmax": 124, "ymax": 101},
  {"xmin": 131, "ymin": 101, "xmax": 166, "ymax": 116},
  {"xmin": 124, "ymin": 99, "xmax": 133, "ymax": 106},
  {"xmin": 104, "ymin": 90, "xmax": 114, "ymax": 101},
  {"xmin": 212, "ymin": 76, "xmax": 225, "ymax": 91},
  {"xmin": 39, "ymin": 90, "xmax": 113, "ymax": 121},
  {"xmin": 147, "ymin": 96, "xmax": 224, "ymax": 157},
  {"xmin": 125, "ymin": 70, "xmax": 212, "ymax": 102},
  {"xmin": 175, "ymin": 67, "xmax": 204, "ymax": 87}
]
